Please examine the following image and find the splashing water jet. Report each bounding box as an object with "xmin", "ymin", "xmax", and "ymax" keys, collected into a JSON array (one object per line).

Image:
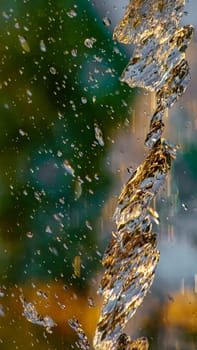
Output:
[{"xmin": 93, "ymin": 1, "xmax": 194, "ymax": 349}]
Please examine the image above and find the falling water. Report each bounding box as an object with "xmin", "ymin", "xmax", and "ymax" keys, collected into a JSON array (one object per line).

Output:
[{"xmin": 93, "ymin": 1, "xmax": 194, "ymax": 349}]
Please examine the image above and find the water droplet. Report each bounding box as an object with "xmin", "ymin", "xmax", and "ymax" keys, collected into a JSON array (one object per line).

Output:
[
  {"xmin": 94, "ymin": 123, "xmax": 104, "ymax": 146},
  {"xmin": 74, "ymin": 177, "xmax": 83, "ymax": 200},
  {"xmin": 0, "ymin": 291, "xmax": 5, "ymax": 298},
  {"xmin": 36, "ymin": 290, "xmax": 48, "ymax": 299},
  {"xmin": 26, "ymin": 89, "xmax": 32, "ymax": 97},
  {"xmin": 74, "ymin": 256, "xmax": 81, "ymax": 278},
  {"xmin": 15, "ymin": 22, "xmax": 20, "ymax": 29},
  {"xmin": 94, "ymin": 173, "xmax": 99, "ymax": 180},
  {"xmin": 63, "ymin": 243, "xmax": 68, "ymax": 250},
  {"xmin": 59, "ymin": 197, "xmax": 65, "ymax": 204},
  {"xmin": 18, "ymin": 35, "xmax": 30, "ymax": 52},
  {"xmin": 26, "ymin": 231, "xmax": 33, "ymax": 239},
  {"xmin": 81, "ymin": 96, "xmax": 87, "ymax": 104},
  {"xmin": 2, "ymin": 11, "xmax": 10, "ymax": 20},
  {"xmin": 58, "ymin": 302, "xmax": 66, "ymax": 310},
  {"xmin": 66, "ymin": 9, "xmax": 77, "ymax": 18},
  {"xmin": 57, "ymin": 150, "xmax": 62, "ymax": 157},
  {"xmin": 85, "ymin": 175, "xmax": 92, "ymax": 182},
  {"xmin": 88, "ymin": 296, "xmax": 95, "ymax": 308},
  {"xmin": 102, "ymin": 17, "xmax": 111, "ymax": 27},
  {"xmin": 71, "ymin": 48, "xmax": 77, "ymax": 57},
  {"xmin": 181, "ymin": 203, "xmax": 188, "ymax": 211},
  {"xmin": 85, "ymin": 220, "xmax": 93, "ymax": 231},
  {"xmin": 40, "ymin": 39, "xmax": 47, "ymax": 52},
  {"xmin": 84, "ymin": 37, "xmax": 96, "ymax": 49},
  {"xmin": 63, "ymin": 160, "xmax": 75, "ymax": 176},
  {"xmin": 0, "ymin": 305, "xmax": 5, "ymax": 317},
  {"xmin": 49, "ymin": 66, "xmax": 56, "ymax": 75},
  {"xmin": 49, "ymin": 246, "xmax": 58, "ymax": 256},
  {"xmin": 19, "ymin": 129, "xmax": 26, "ymax": 136},
  {"xmin": 4, "ymin": 103, "xmax": 9, "ymax": 110},
  {"xmin": 45, "ymin": 225, "xmax": 52, "ymax": 234},
  {"xmin": 93, "ymin": 55, "xmax": 102, "ymax": 63}
]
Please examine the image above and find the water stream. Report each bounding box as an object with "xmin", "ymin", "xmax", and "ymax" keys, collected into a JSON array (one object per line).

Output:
[{"xmin": 93, "ymin": 1, "xmax": 194, "ymax": 349}]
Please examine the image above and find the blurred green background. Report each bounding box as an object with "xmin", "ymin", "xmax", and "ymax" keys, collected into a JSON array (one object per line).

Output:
[
  {"xmin": 0, "ymin": 1, "xmax": 133, "ymax": 348},
  {"xmin": 0, "ymin": 0, "xmax": 132, "ymax": 285}
]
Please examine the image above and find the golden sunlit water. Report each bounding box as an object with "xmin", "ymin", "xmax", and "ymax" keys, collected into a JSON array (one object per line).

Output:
[{"xmin": 93, "ymin": 1, "xmax": 194, "ymax": 349}]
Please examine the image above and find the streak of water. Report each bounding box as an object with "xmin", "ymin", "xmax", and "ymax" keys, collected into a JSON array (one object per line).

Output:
[
  {"xmin": 68, "ymin": 318, "xmax": 91, "ymax": 350},
  {"xmin": 94, "ymin": 140, "xmax": 176, "ymax": 349},
  {"xmin": 93, "ymin": 1, "xmax": 194, "ymax": 349},
  {"xmin": 20, "ymin": 295, "xmax": 56, "ymax": 334}
]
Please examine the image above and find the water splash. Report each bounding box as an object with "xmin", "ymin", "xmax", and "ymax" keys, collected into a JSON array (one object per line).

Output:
[
  {"xmin": 68, "ymin": 318, "xmax": 91, "ymax": 350},
  {"xmin": 116, "ymin": 334, "xmax": 149, "ymax": 350},
  {"xmin": 20, "ymin": 295, "xmax": 56, "ymax": 333},
  {"xmin": 94, "ymin": 140, "xmax": 176, "ymax": 349},
  {"xmin": 93, "ymin": 1, "xmax": 194, "ymax": 349},
  {"xmin": 113, "ymin": 0, "xmax": 193, "ymax": 148}
]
